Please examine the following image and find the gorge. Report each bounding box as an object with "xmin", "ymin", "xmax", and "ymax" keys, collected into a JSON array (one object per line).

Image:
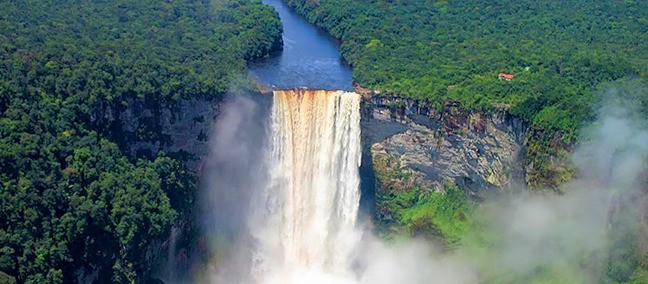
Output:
[
  {"xmin": 2, "ymin": 0, "xmax": 646, "ymax": 283},
  {"xmin": 192, "ymin": 0, "xmax": 648, "ymax": 283},
  {"xmin": 195, "ymin": 0, "xmax": 526, "ymax": 282}
]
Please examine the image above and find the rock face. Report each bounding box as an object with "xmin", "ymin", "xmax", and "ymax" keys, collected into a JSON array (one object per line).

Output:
[
  {"xmin": 89, "ymin": 96, "xmax": 223, "ymax": 170},
  {"xmin": 361, "ymin": 96, "xmax": 528, "ymax": 197}
]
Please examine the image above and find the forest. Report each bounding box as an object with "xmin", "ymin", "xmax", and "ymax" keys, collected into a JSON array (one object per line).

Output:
[
  {"xmin": 3, "ymin": 0, "xmax": 648, "ymax": 283},
  {"xmin": 0, "ymin": 0, "xmax": 281, "ymax": 282},
  {"xmin": 284, "ymin": 0, "xmax": 648, "ymax": 186},
  {"xmin": 281, "ymin": 0, "xmax": 648, "ymax": 282}
]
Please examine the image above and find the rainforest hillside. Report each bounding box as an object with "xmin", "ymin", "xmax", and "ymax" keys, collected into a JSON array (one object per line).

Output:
[
  {"xmin": 0, "ymin": 0, "xmax": 281, "ymax": 282},
  {"xmin": 285, "ymin": 0, "xmax": 648, "ymax": 185},
  {"xmin": 284, "ymin": 0, "xmax": 647, "ymax": 129}
]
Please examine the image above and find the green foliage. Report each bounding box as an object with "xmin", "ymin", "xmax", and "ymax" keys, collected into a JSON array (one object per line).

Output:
[
  {"xmin": 286, "ymin": 0, "xmax": 648, "ymax": 186},
  {"xmin": 375, "ymin": 183, "xmax": 472, "ymax": 245},
  {"xmin": 397, "ymin": 185, "xmax": 471, "ymax": 244},
  {"xmin": 372, "ymin": 153, "xmax": 471, "ymax": 245},
  {"xmin": 0, "ymin": 271, "xmax": 15, "ymax": 284},
  {"xmin": 285, "ymin": 0, "xmax": 646, "ymax": 115},
  {"xmin": 0, "ymin": 0, "xmax": 281, "ymax": 282}
]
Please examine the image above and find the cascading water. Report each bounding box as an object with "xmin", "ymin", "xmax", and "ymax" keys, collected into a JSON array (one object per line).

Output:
[{"xmin": 250, "ymin": 89, "xmax": 363, "ymax": 283}]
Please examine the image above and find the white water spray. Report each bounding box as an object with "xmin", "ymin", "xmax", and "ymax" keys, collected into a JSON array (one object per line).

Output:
[
  {"xmin": 250, "ymin": 90, "xmax": 363, "ymax": 283},
  {"xmin": 205, "ymin": 90, "xmax": 474, "ymax": 284}
]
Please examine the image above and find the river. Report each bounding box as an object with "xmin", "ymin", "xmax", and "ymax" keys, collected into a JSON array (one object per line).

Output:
[
  {"xmin": 248, "ymin": 0, "xmax": 353, "ymax": 91},
  {"xmin": 197, "ymin": 2, "xmax": 363, "ymax": 283}
]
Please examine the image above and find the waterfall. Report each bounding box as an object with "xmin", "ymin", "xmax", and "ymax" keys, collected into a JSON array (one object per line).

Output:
[{"xmin": 251, "ymin": 89, "xmax": 363, "ymax": 283}]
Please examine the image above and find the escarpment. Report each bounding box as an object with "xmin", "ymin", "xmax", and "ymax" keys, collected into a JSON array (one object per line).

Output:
[{"xmin": 361, "ymin": 96, "xmax": 529, "ymax": 198}]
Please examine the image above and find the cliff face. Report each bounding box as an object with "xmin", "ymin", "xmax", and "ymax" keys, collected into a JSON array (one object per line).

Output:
[
  {"xmin": 361, "ymin": 96, "xmax": 529, "ymax": 197},
  {"xmin": 89, "ymin": 96, "xmax": 222, "ymax": 170},
  {"xmin": 77, "ymin": 96, "xmax": 222, "ymax": 282}
]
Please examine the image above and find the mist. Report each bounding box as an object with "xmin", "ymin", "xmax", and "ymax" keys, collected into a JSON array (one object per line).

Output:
[
  {"xmin": 197, "ymin": 93, "xmax": 272, "ymax": 283},
  {"xmin": 460, "ymin": 87, "xmax": 648, "ymax": 282},
  {"xmin": 196, "ymin": 86, "xmax": 647, "ymax": 283},
  {"xmin": 350, "ymin": 87, "xmax": 648, "ymax": 283}
]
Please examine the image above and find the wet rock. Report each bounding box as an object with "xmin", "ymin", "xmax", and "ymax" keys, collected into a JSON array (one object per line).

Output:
[{"xmin": 362, "ymin": 96, "xmax": 528, "ymax": 196}]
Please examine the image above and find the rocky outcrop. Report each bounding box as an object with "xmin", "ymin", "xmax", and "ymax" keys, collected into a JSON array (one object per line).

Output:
[
  {"xmin": 88, "ymin": 95, "xmax": 222, "ymax": 171},
  {"xmin": 361, "ymin": 96, "xmax": 529, "ymax": 197}
]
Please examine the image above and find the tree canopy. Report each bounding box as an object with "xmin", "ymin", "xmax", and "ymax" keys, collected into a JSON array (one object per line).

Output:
[
  {"xmin": 284, "ymin": 0, "xmax": 648, "ymax": 186},
  {"xmin": 285, "ymin": 0, "xmax": 647, "ymax": 127},
  {"xmin": 0, "ymin": 0, "xmax": 281, "ymax": 282}
]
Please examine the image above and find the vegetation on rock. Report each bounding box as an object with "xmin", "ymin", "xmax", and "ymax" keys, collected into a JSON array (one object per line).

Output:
[{"xmin": 373, "ymin": 153, "xmax": 471, "ymax": 246}]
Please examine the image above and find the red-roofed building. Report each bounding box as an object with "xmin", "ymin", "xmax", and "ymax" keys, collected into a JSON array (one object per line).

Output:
[{"xmin": 498, "ymin": 73, "xmax": 514, "ymax": 81}]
